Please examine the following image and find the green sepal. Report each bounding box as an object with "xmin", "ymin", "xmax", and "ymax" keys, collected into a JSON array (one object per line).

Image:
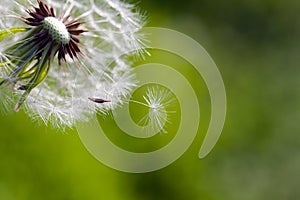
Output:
[{"xmin": 0, "ymin": 27, "xmax": 29, "ymax": 42}]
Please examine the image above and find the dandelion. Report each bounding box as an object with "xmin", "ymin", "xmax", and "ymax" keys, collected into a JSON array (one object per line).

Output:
[
  {"xmin": 0, "ymin": 0, "xmax": 146, "ymax": 128},
  {"xmin": 1, "ymin": 0, "xmax": 86, "ymax": 111}
]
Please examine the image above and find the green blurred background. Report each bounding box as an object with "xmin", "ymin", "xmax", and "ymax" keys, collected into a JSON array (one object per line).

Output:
[{"xmin": 1, "ymin": 0, "xmax": 300, "ymax": 199}]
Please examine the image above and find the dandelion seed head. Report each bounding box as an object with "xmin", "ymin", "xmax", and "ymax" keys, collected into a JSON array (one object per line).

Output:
[
  {"xmin": 0, "ymin": 0, "xmax": 146, "ymax": 128},
  {"xmin": 43, "ymin": 17, "xmax": 70, "ymax": 44}
]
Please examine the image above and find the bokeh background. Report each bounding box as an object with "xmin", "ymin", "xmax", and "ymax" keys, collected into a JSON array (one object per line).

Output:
[{"xmin": 1, "ymin": 0, "xmax": 300, "ymax": 199}]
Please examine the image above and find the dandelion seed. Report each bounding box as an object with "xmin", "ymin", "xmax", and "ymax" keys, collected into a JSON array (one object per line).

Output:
[
  {"xmin": 131, "ymin": 86, "xmax": 176, "ymax": 134},
  {"xmin": 88, "ymin": 97, "xmax": 111, "ymax": 104},
  {"xmin": 0, "ymin": 0, "xmax": 146, "ymax": 128}
]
